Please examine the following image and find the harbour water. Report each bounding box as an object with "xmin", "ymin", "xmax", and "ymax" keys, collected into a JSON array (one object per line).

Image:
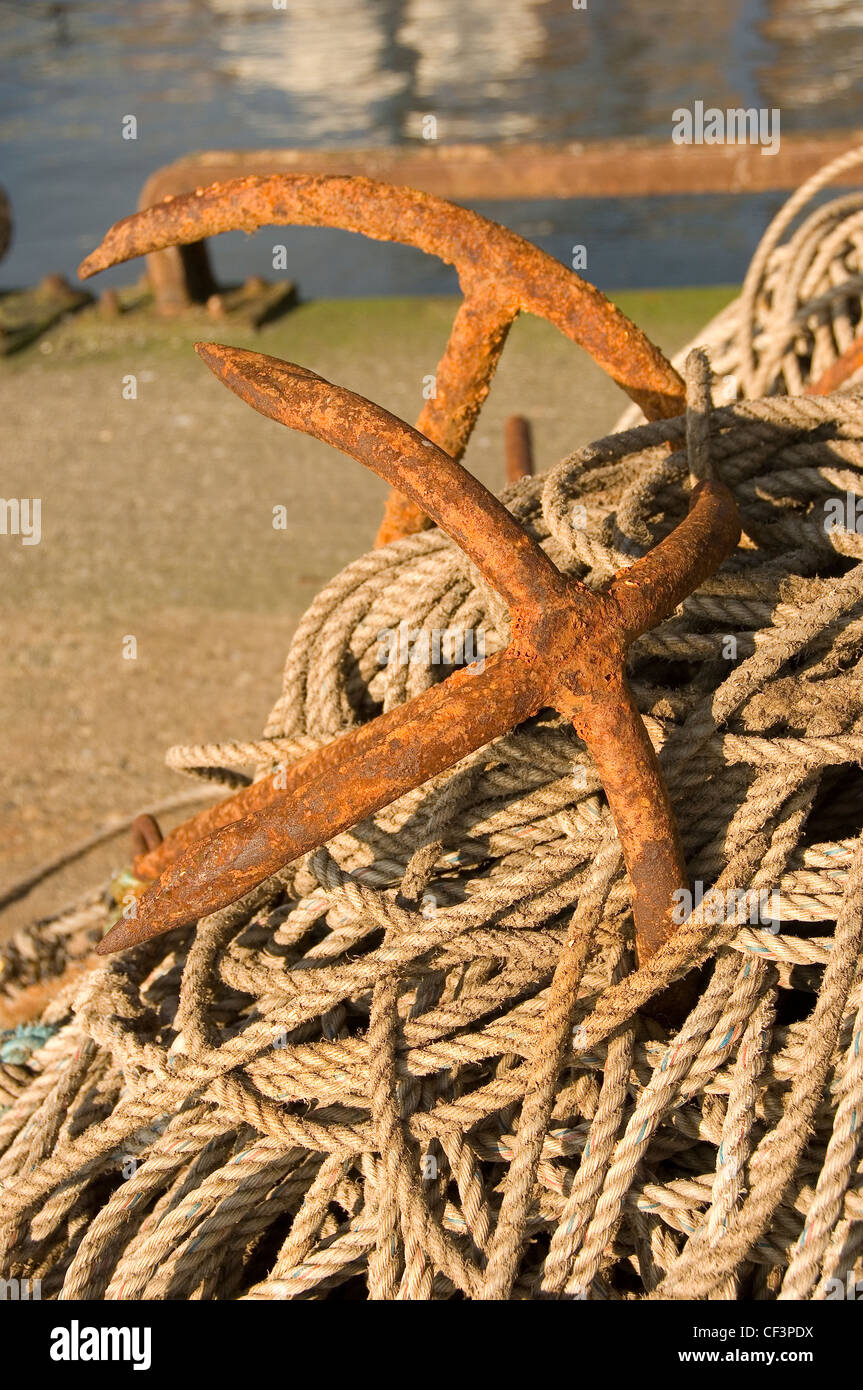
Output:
[{"xmin": 1, "ymin": 0, "xmax": 862, "ymax": 293}]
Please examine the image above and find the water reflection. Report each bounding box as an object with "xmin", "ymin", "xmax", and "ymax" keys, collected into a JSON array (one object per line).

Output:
[
  {"xmin": 209, "ymin": 0, "xmax": 409, "ymax": 142},
  {"xmin": 398, "ymin": 0, "xmax": 547, "ymax": 140},
  {"xmin": 0, "ymin": 0, "xmax": 861, "ymax": 288},
  {"xmin": 760, "ymin": 0, "xmax": 863, "ymax": 121}
]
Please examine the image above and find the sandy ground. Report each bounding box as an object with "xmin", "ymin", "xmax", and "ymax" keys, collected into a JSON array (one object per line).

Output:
[{"xmin": 0, "ymin": 285, "xmax": 735, "ymax": 940}]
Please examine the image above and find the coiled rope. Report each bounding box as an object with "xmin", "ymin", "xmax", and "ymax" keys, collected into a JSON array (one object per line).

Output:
[
  {"xmin": 616, "ymin": 141, "xmax": 863, "ymax": 432},
  {"xmin": 2, "ymin": 359, "xmax": 863, "ymax": 1299}
]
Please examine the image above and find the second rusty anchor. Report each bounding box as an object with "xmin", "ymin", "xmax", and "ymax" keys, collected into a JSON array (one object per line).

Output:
[{"xmin": 78, "ymin": 173, "xmax": 687, "ymax": 546}]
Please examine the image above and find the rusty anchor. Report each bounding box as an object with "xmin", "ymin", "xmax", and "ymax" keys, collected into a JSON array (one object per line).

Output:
[
  {"xmin": 96, "ymin": 346, "xmax": 740, "ymax": 964},
  {"xmin": 78, "ymin": 175, "xmax": 739, "ymax": 974}
]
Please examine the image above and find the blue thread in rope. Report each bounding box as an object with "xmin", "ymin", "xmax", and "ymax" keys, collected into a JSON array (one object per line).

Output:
[{"xmin": 0, "ymin": 1023, "xmax": 58, "ymax": 1066}]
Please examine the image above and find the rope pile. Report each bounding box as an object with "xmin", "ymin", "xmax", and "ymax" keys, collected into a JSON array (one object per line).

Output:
[
  {"xmin": 2, "ymin": 366, "xmax": 863, "ymax": 1298},
  {"xmin": 616, "ymin": 143, "xmax": 863, "ymax": 432}
]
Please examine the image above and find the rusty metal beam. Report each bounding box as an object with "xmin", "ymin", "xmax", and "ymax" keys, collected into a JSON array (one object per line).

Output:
[
  {"xmin": 124, "ymin": 132, "xmax": 863, "ymax": 315},
  {"xmin": 505, "ymin": 416, "xmax": 534, "ymax": 483},
  {"xmin": 139, "ymin": 132, "xmax": 863, "ymax": 208}
]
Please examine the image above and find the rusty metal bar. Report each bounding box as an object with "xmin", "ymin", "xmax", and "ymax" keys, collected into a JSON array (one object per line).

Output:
[
  {"xmin": 130, "ymin": 133, "xmax": 863, "ymax": 313},
  {"xmin": 380, "ymin": 289, "xmax": 517, "ymax": 544},
  {"xmin": 140, "ymin": 134, "xmax": 863, "ymax": 205},
  {"xmin": 505, "ymin": 416, "xmax": 534, "ymax": 483},
  {"xmin": 130, "ymin": 813, "xmax": 163, "ymax": 859},
  {"xmin": 576, "ymin": 677, "xmax": 685, "ymax": 960},
  {"xmin": 102, "ymin": 654, "xmax": 542, "ymax": 951},
  {"xmin": 608, "ymin": 480, "xmax": 743, "ymax": 641},
  {"xmin": 415, "ymin": 291, "xmax": 517, "ymax": 458},
  {"xmin": 807, "ymin": 335, "xmax": 863, "ymax": 396}
]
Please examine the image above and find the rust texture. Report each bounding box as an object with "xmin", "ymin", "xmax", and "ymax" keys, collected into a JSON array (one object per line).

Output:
[
  {"xmin": 99, "ymin": 346, "xmax": 740, "ymax": 967},
  {"xmin": 139, "ymin": 134, "xmax": 863, "ymax": 212},
  {"xmin": 807, "ymin": 334, "xmax": 863, "ymax": 396},
  {"xmin": 130, "ymin": 813, "xmax": 163, "ymax": 859},
  {"xmin": 79, "ymin": 174, "xmax": 686, "ymax": 543},
  {"xmin": 504, "ymin": 415, "xmax": 534, "ymax": 483}
]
